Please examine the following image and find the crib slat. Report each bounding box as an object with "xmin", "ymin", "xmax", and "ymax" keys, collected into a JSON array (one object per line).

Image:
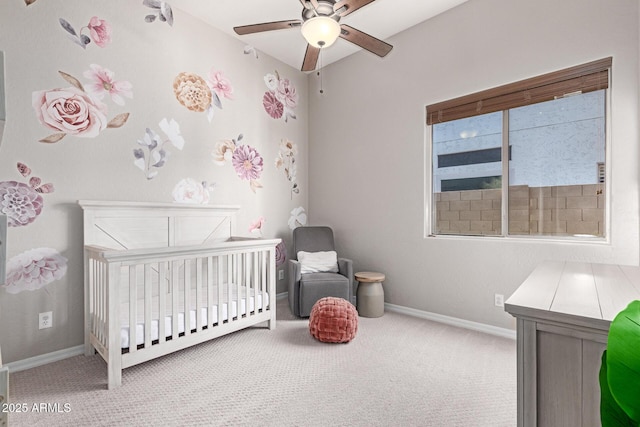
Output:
[
  {"xmin": 245, "ymin": 252, "xmax": 251, "ymax": 316},
  {"xmin": 237, "ymin": 253, "xmax": 242, "ymax": 319},
  {"xmin": 207, "ymin": 257, "xmax": 214, "ymax": 327},
  {"xmin": 158, "ymin": 262, "xmax": 166, "ymax": 344},
  {"xmin": 196, "ymin": 258, "xmax": 202, "ymax": 332},
  {"xmin": 144, "ymin": 264, "xmax": 152, "ymax": 349},
  {"xmin": 172, "ymin": 261, "xmax": 180, "ymax": 340},
  {"xmin": 255, "ymin": 251, "xmax": 267, "ymax": 312},
  {"xmin": 228, "ymin": 254, "xmax": 234, "ymax": 321},
  {"xmin": 253, "ymin": 251, "xmax": 259, "ymax": 316},
  {"xmin": 85, "ymin": 252, "xmax": 93, "ymax": 356},
  {"xmin": 184, "ymin": 259, "xmax": 191, "ymax": 336},
  {"xmin": 98, "ymin": 261, "xmax": 104, "ymax": 345},
  {"xmin": 218, "ymin": 256, "xmax": 224, "ymax": 324},
  {"xmin": 107, "ymin": 262, "xmax": 123, "ymax": 388},
  {"xmin": 268, "ymin": 246, "xmax": 276, "ymax": 330},
  {"xmin": 129, "ymin": 265, "xmax": 137, "ymax": 354}
]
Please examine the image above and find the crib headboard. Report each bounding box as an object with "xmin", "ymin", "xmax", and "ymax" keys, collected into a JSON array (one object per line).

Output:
[{"xmin": 78, "ymin": 200, "xmax": 240, "ymax": 250}]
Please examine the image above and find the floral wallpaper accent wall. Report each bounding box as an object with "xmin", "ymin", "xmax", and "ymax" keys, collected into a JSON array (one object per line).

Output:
[{"xmin": 0, "ymin": 0, "xmax": 308, "ymax": 364}]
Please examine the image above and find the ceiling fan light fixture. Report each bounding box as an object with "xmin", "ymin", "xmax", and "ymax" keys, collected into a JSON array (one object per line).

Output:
[{"xmin": 301, "ymin": 16, "xmax": 341, "ymax": 48}]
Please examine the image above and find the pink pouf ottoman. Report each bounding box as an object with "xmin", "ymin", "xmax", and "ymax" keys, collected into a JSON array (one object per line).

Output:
[{"xmin": 309, "ymin": 297, "xmax": 358, "ymax": 343}]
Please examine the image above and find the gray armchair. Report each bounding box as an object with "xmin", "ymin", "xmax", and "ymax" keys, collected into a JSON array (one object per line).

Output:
[{"xmin": 288, "ymin": 226, "xmax": 353, "ymax": 317}]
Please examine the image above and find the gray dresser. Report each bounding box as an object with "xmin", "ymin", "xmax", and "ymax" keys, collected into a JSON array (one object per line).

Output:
[{"xmin": 505, "ymin": 261, "xmax": 640, "ymax": 427}]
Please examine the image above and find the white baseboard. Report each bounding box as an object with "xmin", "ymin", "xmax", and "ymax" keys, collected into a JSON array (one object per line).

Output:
[
  {"xmin": 384, "ymin": 303, "xmax": 516, "ymax": 340},
  {"xmin": 5, "ymin": 345, "xmax": 84, "ymax": 373}
]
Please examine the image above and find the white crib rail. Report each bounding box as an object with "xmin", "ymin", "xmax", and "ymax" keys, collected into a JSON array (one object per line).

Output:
[{"xmin": 84, "ymin": 237, "xmax": 279, "ymax": 388}]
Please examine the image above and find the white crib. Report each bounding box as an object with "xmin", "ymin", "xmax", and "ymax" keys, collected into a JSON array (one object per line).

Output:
[{"xmin": 79, "ymin": 201, "xmax": 279, "ymax": 389}]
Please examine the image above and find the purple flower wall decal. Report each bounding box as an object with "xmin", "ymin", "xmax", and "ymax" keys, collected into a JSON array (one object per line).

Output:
[
  {"xmin": 232, "ymin": 144, "xmax": 264, "ymax": 181},
  {"xmin": 275, "ymin": 241, "xmax": 286, "ymax": 267},
  {"xmin": 3, "ymin": 248, "xmax": 68, "ymax": 294},
  {"xmin": 263, "ymin": 91, "xmax": 283, "ymax": 119},
  {"xmin": 0, "ymin": 181, "xmax": 44, "ymax": 227},
  {"xmin": 214, "ymin": 135, "xmax": 263, "ymax": 193}
]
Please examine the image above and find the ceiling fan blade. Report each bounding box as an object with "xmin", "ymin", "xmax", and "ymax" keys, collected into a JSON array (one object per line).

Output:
[
  {"xmin": 339, "ymin": 24, "xmax": 392, "ymax": 57},
  {"xmin": 234, "ymin": 20, "xmax": 302, "ymax": 36},
  {"xmin": 301, "ymin": 44, "xmax": 321, "ymax": 72},
  {"xmin": 334, "ymin": 0, "xmax": 376, "ymax": 17},
  {"xmin": 309, "ymin": 0, "xmax": 320, "ymax": 9}
]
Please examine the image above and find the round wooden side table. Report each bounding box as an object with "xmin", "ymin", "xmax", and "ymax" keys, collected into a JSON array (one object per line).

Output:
[{"xmin": 355, "ymin": 271, "xmax": 385, "ymax": 318}]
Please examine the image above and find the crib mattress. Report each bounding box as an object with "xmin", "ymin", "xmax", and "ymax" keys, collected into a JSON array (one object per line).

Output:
[{"xmin": 119, "ymin": 285, "xmax": 268, "ymax": 349}]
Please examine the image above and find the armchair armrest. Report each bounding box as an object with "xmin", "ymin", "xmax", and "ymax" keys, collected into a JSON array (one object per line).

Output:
[
  {"xmin": 338, "ymin": 258, "xmax": 354, "ymax": 304},
  {"xmin": 288, "ymin": 259, "xmax": 302, "ymax": 315}
]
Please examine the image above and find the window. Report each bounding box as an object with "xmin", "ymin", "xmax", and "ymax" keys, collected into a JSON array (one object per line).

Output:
[{"xmin": 427, "ymin": 58, "xmax": 610, "ymax": 238}]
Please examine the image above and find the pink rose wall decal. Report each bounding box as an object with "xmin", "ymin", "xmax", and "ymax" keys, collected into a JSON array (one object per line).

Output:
[{"xmin": 32, "ymin": 68, "xmax": 131, "ymax": 143}]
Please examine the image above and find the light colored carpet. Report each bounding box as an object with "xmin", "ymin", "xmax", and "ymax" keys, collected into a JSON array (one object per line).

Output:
[{"xmin": 8, "ymin": 298, "xmax": 517, "ymax": 426}]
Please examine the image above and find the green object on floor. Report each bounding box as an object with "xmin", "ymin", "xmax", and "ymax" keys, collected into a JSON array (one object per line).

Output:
[{"xmin": 600, "ymin": 300, "xmax": 640, "ymax": 426}]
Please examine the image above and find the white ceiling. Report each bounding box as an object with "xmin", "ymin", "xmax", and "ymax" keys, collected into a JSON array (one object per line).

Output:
[{"xmin": 174, "ymin": 0, "xmax": 468, "ymax": 71}]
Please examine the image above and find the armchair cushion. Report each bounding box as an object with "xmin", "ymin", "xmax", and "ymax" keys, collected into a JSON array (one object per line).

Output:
[
  {"xmin": 297, "ymin": 250, "xmax": 339, "ymax": 274},
  {"xmin": 299, "ymin": 273, "xmax": 350, "ymax": 317}
]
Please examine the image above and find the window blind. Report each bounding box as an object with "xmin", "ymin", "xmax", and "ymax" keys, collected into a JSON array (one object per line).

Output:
[{"xmin": 426, "ymin": 57, "xmax": 611, "ymax": 125}]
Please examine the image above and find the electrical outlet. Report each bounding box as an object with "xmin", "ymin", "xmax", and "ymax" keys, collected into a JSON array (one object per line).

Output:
[
  {"xmin": 278, "ymin": 269, "xmax": 284, "ymax": 280},
  {"xmin": 39, "ymin": 311, "xmax": 52, "ymax": 329},
  {"xmin": 494, "ymin": 294, "xmax": 504, "ymax": 308}
]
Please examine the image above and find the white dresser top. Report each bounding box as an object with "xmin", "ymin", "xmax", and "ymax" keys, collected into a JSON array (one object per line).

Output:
[{"xmin": 505, "ymin": 261, "xmax": 640, "ymax": 332}]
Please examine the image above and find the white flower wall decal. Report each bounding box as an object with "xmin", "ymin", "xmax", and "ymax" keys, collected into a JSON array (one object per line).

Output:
[{"xmin": 3, "ymin": 248, "xmax": 68, "ymax": 294}]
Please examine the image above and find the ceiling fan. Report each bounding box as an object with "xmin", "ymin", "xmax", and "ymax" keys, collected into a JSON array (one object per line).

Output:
[{"xmin": 233, "ymin": 0, "xmax": 393, "ymax": 72}]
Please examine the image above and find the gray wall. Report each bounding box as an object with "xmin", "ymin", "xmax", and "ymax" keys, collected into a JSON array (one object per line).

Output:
[{"xmin": 307, "ymin": 0, "xmax": 640, "ymax": 330}]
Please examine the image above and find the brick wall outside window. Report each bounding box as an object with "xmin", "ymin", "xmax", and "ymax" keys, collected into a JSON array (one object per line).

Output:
[{"xmin": 435, "ymin": 184, "xmax": 605, "ymax": 237}]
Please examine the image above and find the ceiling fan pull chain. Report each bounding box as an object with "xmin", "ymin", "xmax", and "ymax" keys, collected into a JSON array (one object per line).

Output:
[{"xmin": 318, "ymin": 48, "xmax": 324, "ymax": 94}]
